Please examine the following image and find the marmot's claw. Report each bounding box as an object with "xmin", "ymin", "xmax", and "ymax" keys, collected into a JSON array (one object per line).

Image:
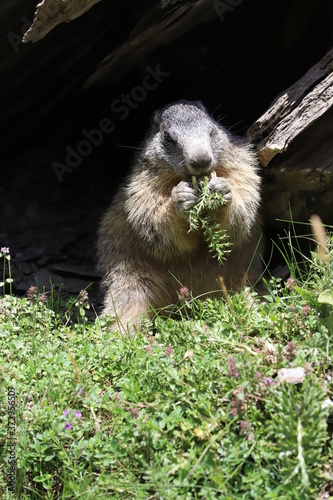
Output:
[
  {"xmin": 208, "ymin": 176, "xmax": 232, "ymax": 202},
  {"xmin": 172, "ymin": 181, "xmax": 198, "ymax": 212}
]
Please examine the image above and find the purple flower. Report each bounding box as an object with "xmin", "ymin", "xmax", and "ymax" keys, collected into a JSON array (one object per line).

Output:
[
  {"xmin": 286, "ymin": 341, "xmax": 297, "ymax": 360},
  {"xmin": 63, "ymin": 410, "xmax": 69, "ymax": 416},
  {"xmin": 178, "ymin": 286, "xmax": 190, "ymax": 302},
  {"xmin": 301, "ymin": 305, "xmax": 311, "ymax": 317},
  {"xmin": 1, "ymin": 247, "xmax": 10, "ymax": 254},
  {"xmin": 165, "ymin": 344, "xmax": 174, "ymax": 356},
  {"xmin": 227, "ymin": 357, "xmax": 239, "ymax": 378},
  {"xmin": 240, "ymin": 420, "xmax": 251, "ymax": 433},
  {"xmin": 129, "ymin": 408, "xmax": 139, "ymax": 418},
  {"xmin": 27, "ymin": 286, "xmax": 37, "ymax": 302},
  {"xmin": 264, "ymin": 377, "xmax": 273, "ymax": 387},
  {"xmin": 77, "ymin": 388, "xmax": 85, "ymax": 396},
  {"xmin": 285, "ymin": 277, "xmax": 296, "ymax": 291},
  {"xmin": 75, "ymin": 411, "xmax": 82, "ymax": 419},
  {"xmin": 64, "ymin": 423, "xmax": 72, "ymax": 430}
]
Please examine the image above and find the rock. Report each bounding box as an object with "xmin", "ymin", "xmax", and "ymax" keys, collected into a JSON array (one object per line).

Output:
[
  {"xmin": 277, "ymin": 367, "xmax": 306, "ymax": 384},
  {"xmin": 48, "ymin": 262, "xmax": 100, "ymax": 279}
]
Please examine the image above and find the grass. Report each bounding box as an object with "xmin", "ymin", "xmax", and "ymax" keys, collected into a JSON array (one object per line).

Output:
[{"xmin": 0, "ymin": 234, "xmax": 333, "ymax": 499}]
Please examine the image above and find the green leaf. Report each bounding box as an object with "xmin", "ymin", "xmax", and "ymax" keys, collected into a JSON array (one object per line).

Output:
[
  {"xmin": 33, "ymin": 473, "xmax": 52, "ymax": 483},
  {"xmin": 294, "ymin": 286, "xmax": 320, "ymax": 309},
  {"xmin": 11, "ymin": 338, "xmax": 24, "ymax": 349},
  {"xmin": 326, "ymin": 312, "xmax": 333, "ymax": 335},
  {"xmin": 318, "ymin": 289, "xmax": 333, "ymax": 306}
]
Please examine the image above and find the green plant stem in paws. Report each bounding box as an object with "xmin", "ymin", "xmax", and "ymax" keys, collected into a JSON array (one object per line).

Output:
[{"xmin": 187, "ymin": 172, "xmax": 232, "ymax": 265}]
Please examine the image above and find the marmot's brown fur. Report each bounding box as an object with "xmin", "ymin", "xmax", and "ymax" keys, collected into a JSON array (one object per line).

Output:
[{"xmin": 97, "ymin": 101, "xmax": 262, "ymax": 333}]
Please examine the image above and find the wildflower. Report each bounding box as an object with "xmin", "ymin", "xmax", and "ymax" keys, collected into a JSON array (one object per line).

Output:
[
  {"xmin": 239, "ymin": 420, "xmax": 251, "ymax": 433},
  {"xmin": 63, "ymin": 410, "xmax": 69, "ymax": 416},
  {"xmin": 147, "ymin": 335, "xmax": 157, "ymax": 346},
  {"xmin": 0, "ymin": 299, "xmax": 5, "ymax": 316},
  {"xmin": 75, "ymin": 411, "xmax": 82, "ymax": 418},
  {"xmin": 286, "ymin": 340, "xmax": 297, "ymax": 360},
  {"xmin": 264, "ymin": 376, "xmax": 280, "ymax": 388},
  {"xmin": 263, "ymin": 340, "xmax": 277, "ymax": 364},
  {"xmin": 27, "ymin": 285, "xmax": 37, "ymax": 302},
  {"xmin": 79, "ymin": 289, "xmax": 89, "ymax": 306},
  {"xmin": 304, "ymin": 362, "xmax": 314, "ymax": 374},
  {"xmin": 0, "ymin": 247, "xmax": 10, "ymax": 254},
  {"xmin": 145, "ymin": 335, "xmax": 157, "ymax": 354},
  {"xmin": 64, "ymin": 423, "xmax": 72, "ymax": 430},
  {"xmin": 285, "ymin": 277, "xmax": 296, "ymax": 290},
  {"xmin": 227, "ymin": 357, "xmax": 239, "ymax": 378},
  {"xmin": 202, "ymin": 324, "xmax": 210, "ymax": 335},
  {"xmin": 230, "ymin": 388, "xmax": 247, "ymax": 416},
  {"xmin": 77, "ymin": 388, "xmax": 85, "ymax": 396},
  {"xmin": 129, "ymin": 408, "xmax": 139, "ymax": 418},
  {"xmin": 39, "ymin": 293, "xmax": 47, "ymax": 303},
  {"xmin": 165, "ymin": 344, "xmax": 174, "ymax": 356},
  {"xmin": 301, "ymin": 305, "xmax": 311, "ymax": 316},
  {"xmin": 248, "ymin": 431, "xmax": 255, "ymax": 441},
  {"xmin": 178, "ymin": 286, "xmax": 190, "ymax": 302}
]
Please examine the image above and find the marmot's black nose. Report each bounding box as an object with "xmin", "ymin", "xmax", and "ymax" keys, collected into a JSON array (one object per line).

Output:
[{"xmin": 189, "ymin": 152, "xmax": 212, "ymax": 171}]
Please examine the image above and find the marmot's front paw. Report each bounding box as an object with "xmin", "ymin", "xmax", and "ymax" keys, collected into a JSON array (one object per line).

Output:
[
  {"xmin": 172, "ymin": 181, "xmax": 198, "ymax": 212},
  {"xmin": 208, "ymin": 176, "xmax": 232, "ymax": 203}
]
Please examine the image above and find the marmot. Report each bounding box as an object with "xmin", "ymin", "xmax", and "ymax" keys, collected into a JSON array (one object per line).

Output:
[{"xmin": 97, "ymin": 100, "xmax": 262, "ymax": 333}]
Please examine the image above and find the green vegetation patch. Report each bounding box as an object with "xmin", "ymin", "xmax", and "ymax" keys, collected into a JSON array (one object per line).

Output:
[
  {"xmin": 187, "ymin": 173, "xmax": 232, "ymax": 265},
  {"xmin": 0, "ymin": 236, "xmax": 333, "ymax": 499}
]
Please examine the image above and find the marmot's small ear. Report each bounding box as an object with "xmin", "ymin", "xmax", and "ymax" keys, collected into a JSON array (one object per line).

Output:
[
  {"xmin": 192, "ymin": 100, "xmax": 207, "ymax": 113},
  {"xmin": 152, "ymin": 110, "xmax": 162, "ymax": 132}
]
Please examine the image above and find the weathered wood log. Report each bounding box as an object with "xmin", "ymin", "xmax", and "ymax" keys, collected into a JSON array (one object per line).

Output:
[
  {"xmin": 247, "ymin": 47, "xmax": 333, "ymax": 227},
  {"xmin": 84, "ymin": 0, "xmax": 215, "ymax": 87},
  {"xmin": 21, "ymin": 0, "xmax": 216, "ymax": 86},
  {"xmin": 22, "ymin": 0, "xmax": 103, "ymax": 43},
  {"xmin": 261, "ymin": 107, "xmax": 333, "ymax": 226},
  {"xmin": 247, "ymin": 47, "xmax": 333, "ymax": 167}
]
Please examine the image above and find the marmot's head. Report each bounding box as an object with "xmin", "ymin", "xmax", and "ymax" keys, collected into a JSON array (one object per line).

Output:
[{"xmin": 145, "ymin": 100, "xmax": 229, "ymax": 177}]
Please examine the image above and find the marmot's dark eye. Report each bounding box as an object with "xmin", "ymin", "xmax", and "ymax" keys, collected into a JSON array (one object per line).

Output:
[
  {"xmin": 164, "ymin": 132, "xmax": 177, "ymax": 145},
  {"xmin": 210, "ymin": 127, "xmax": 218, "ymax": 138}
]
